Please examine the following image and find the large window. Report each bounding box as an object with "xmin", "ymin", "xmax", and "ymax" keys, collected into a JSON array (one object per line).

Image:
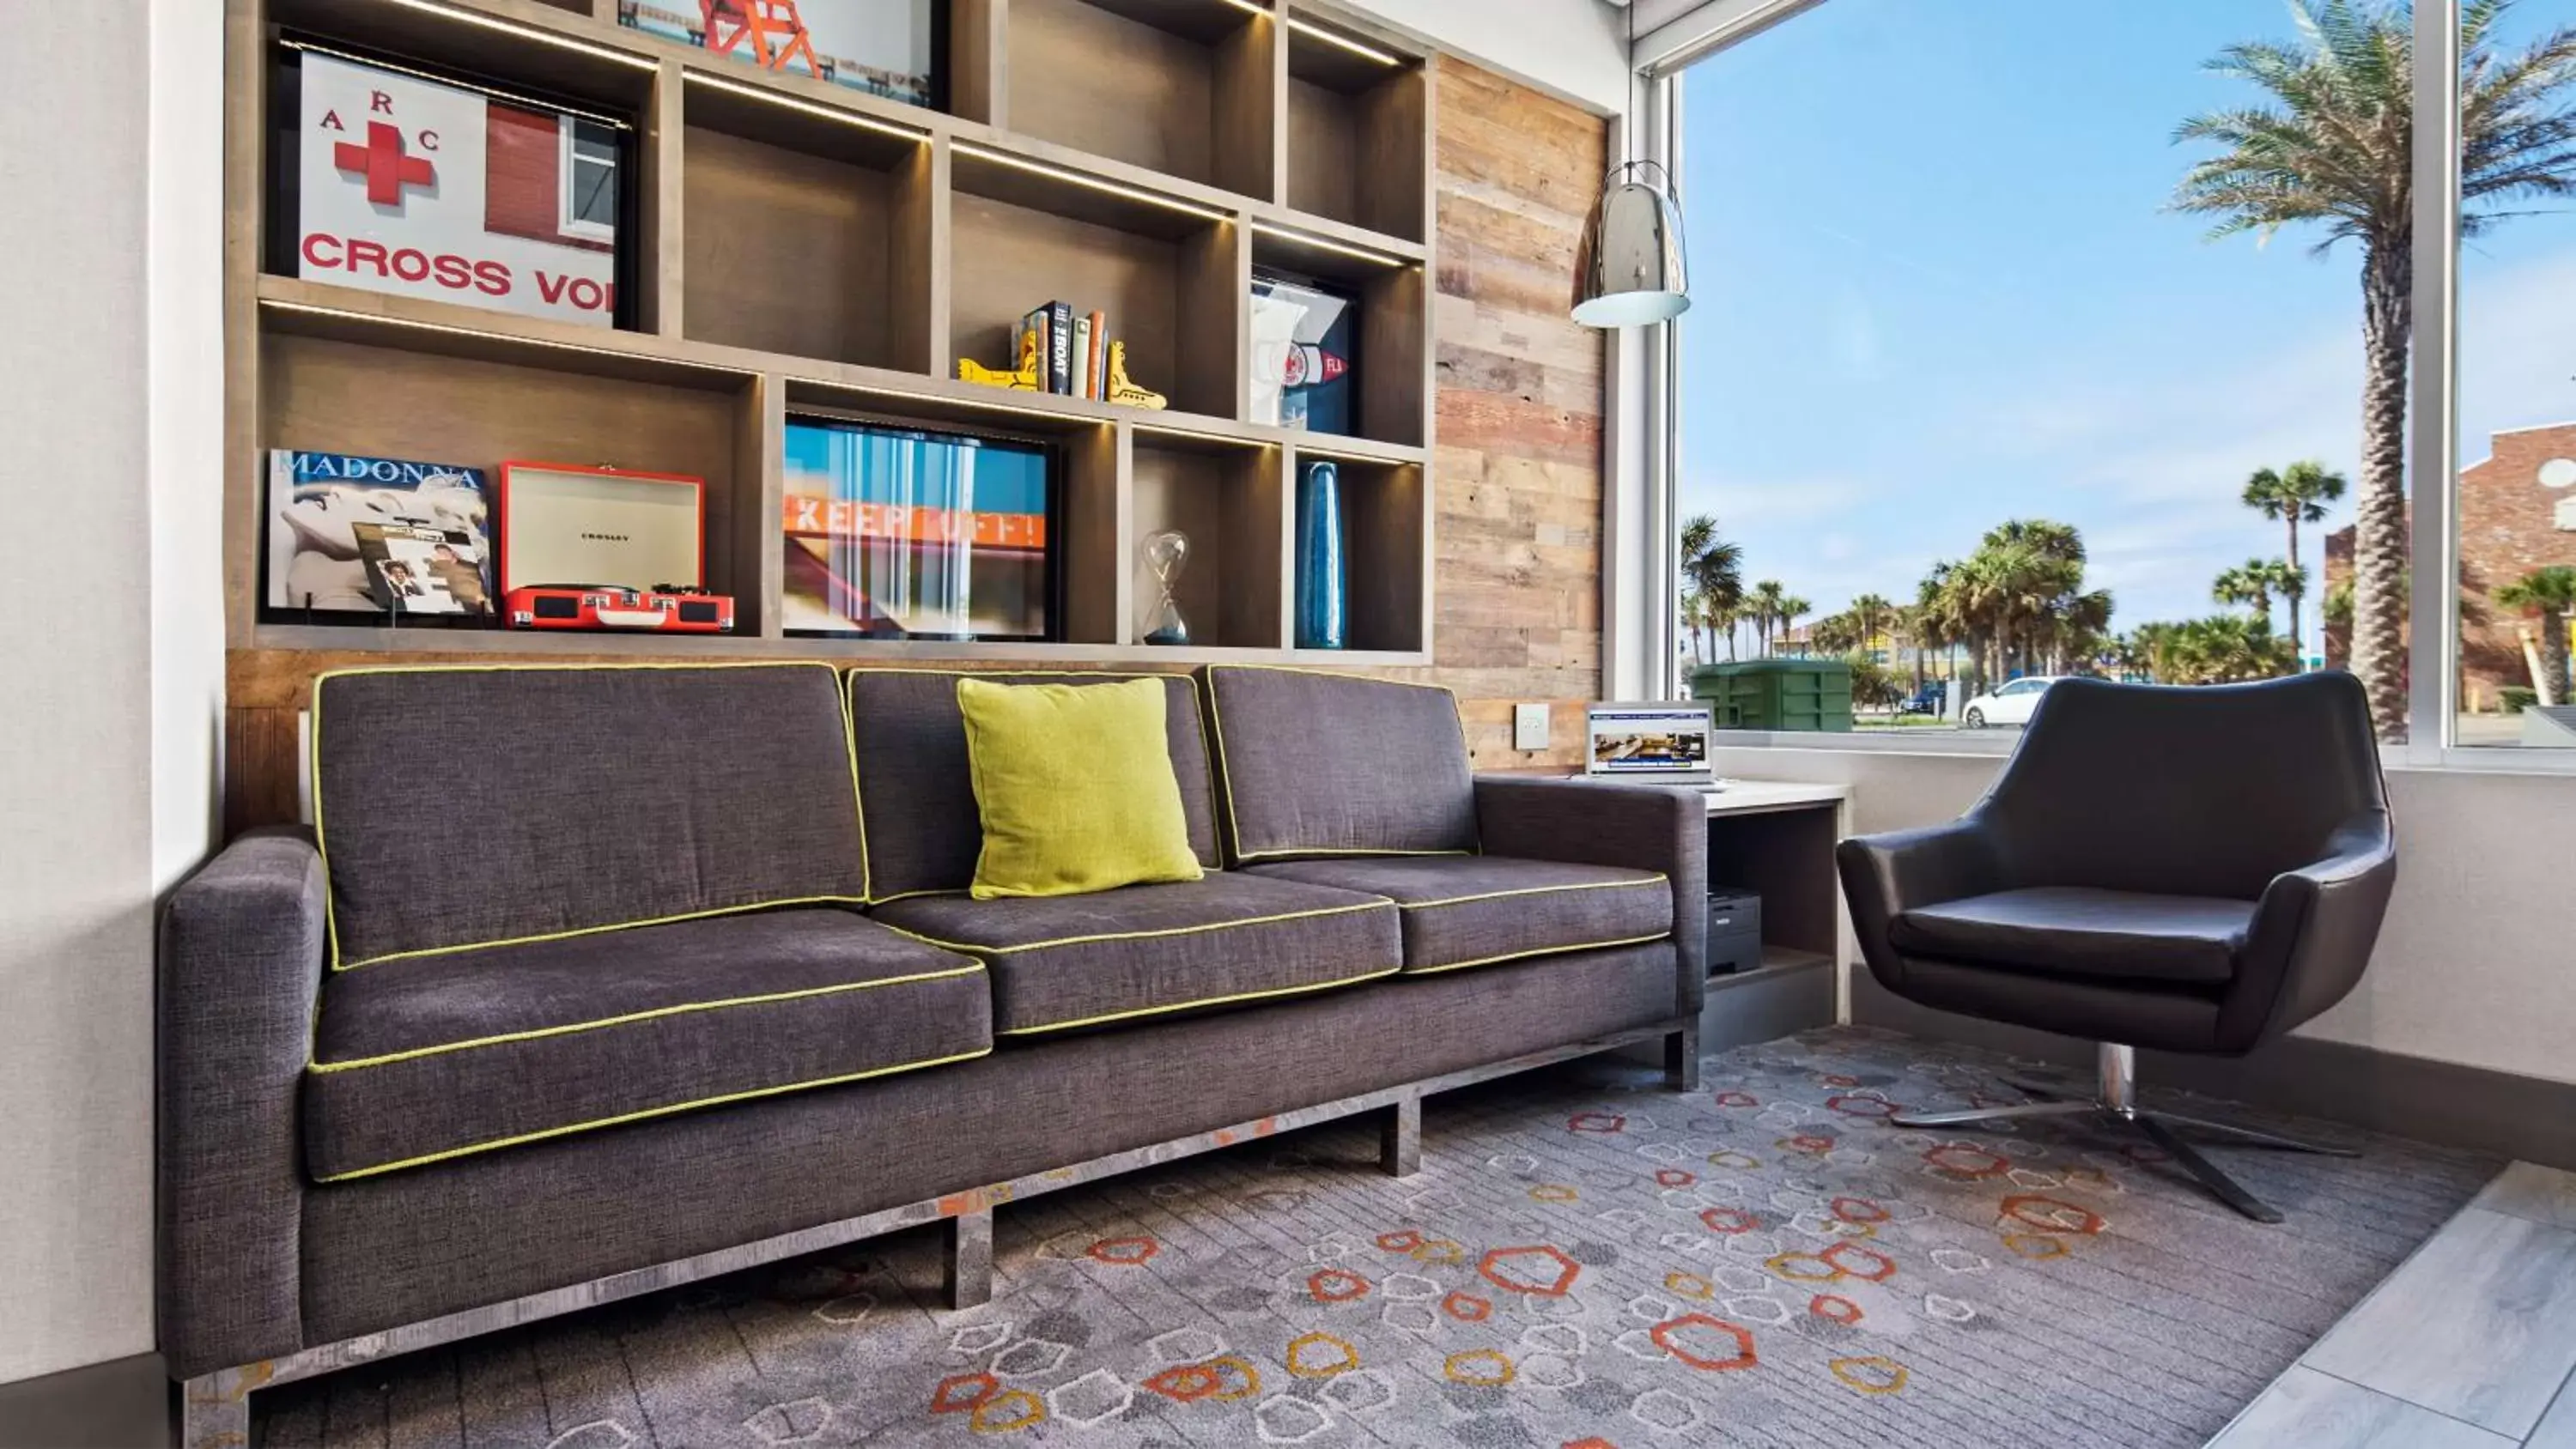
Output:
[
  {"xmin": 1665, "ymin": 0, "xmax": 2576, "ymax": 759},
  {"xmin": 2452, "ymin": 0, "xmax": 2576, "ymax": 749}
]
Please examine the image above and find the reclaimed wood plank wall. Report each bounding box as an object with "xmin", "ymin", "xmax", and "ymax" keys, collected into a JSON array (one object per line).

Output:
[
  {"xmin": 220, "ymin": 59, "xmax": 1608, "ymax": 834},
  {"xmin": 1412, "ymin": 59, "xmax": 1608, "ymax": 769}
]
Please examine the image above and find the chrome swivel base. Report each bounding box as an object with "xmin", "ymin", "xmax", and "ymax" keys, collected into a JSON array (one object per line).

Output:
[{"xmin": 1889, "ymin": 1044, "xmax": 2358, "ymax": 1224}]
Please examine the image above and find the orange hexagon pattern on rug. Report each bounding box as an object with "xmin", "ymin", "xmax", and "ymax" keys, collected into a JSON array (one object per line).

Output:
[
  {"xmin": 1085, "ymin": 1235, "xmax": 1159, "ymax": 1266},
  {"xmin": 930, "ymin": 1371, "xmax": 997, "ymax": 1414},
  {"xmin": 1832, "ymin": 1197, "xmax": 1892, "ymax": 1225},
  {"xmin": 1712, "ymin": 1090, "xmax": 1759, "ymax": 1107},
  {"xmin": 1478, "ymin": 1244, "xmax": 1582, "ymax": 1297},
  {"xmin": 1307, "ymin": 1267, "xmax": 1370, "ymax": 1302},
  {"xmin": 1827, "ymin": 1093, "xmax": 1899, "ymax": 1118},
  {"xmin": 1650, "ymin": 1313, "xmax": 1759, "ymax": 1371},
  {"xmin": 1140, "ymin": 1363, "xmax": 1222, "ymax": 1404},
  {"xmin": 2001, "ymin": 1194, "xmax": 2106, "ymax": 1235},
  {"xmin": 1924, "ymin": 1143, "xmax": 2012, "ymax": 1179},
  {"xmin": 1821, "ymin": 1241, "xmax": 1897, "ymax": 1282},
  {"xmin": 1699, "ymin": 1205, "xmax": 1759, "ymax": 1234},
  {"xmin": 1655, "ymin": 1167, "xmax": 1698, "ymax": 1188},
  {"xmin": 1442, "ymin": 1290, "xmax": 1494, "ymax": 1321},
  {"xmin": 1810, "ymin": 1293, "xmax": 1864, "ymax": 1325},
  {"xmin": 1567, "ymin": 1112, "xmax": 1626, "ymax": 1134}
]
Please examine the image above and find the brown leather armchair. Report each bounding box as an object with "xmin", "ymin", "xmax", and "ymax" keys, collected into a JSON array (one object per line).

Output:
[{"xmin": 1835, "ymin": 671, "xmax": 2396, "ymax": 1222}]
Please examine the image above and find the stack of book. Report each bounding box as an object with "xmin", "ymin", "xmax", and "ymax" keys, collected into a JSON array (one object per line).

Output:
[{"xmin": 1020, "ymin": 300, "xmax": 1113, "ymax": 400}]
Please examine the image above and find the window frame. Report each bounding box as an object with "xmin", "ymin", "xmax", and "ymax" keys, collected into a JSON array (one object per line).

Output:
[
  {"xmin": 556, "ymin": 115, "xmax": 617, "ymax": 245},
  {"xmin": 1644, "ymin": 0, "xmax": 2575, "ymax": 771}
]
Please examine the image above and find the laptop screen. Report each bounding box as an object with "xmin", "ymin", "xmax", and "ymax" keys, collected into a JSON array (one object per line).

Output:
[{"xmin": 1586, "ymin": 702, "xmax": 1715, "ymax": 779}]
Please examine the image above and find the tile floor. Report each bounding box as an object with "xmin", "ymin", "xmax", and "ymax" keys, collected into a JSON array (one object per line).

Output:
[{"xmin": 2209, "ymin": 1162, "xmax": 2576, "ymax": 1447}]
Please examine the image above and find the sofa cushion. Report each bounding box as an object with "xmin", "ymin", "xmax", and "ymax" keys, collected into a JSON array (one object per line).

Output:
[
  {"xmin": 1891, "ymin": 887, "xmax": 2251, "ymax": 986},
  {"xmin": 848, "ymin": 670, "xmax": 1220, "ymax": 901},
  {"xmin": 1199, "ymin": 665, "xmax": 1476, "ymax": 864},
  {"xmin": 869, "ymin": 873, "xmax": 1399, "ymax": 1035},
  {"xmin": 313, "ymin": 664, "xmax": 867, "ymax": 969},
  {"xmin": 1247, "ymin": 856, "xmax": 1674, "ymax": 973},
  {"xmin": 303, "ymin": 910, "xmax": 988, "ymax": 1182}
]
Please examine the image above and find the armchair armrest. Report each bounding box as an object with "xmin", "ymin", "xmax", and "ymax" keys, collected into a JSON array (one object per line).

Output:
[
  {"xmin": 1475, "ymin": 776, "xmax": 1708, "ymax": 1013},
  {"xmin": 1832, "ymin": 816, "xmax": 2008, "ymax": 991},
  {"xmin": 2222, "ymin": 812, "xmax": 2397, "ymax": 1052},
  {"xmin": 160, "ymin": 828, "xmax": 326, "ymax": 1378}
]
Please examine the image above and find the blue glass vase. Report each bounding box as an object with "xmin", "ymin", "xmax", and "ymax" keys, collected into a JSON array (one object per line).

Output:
[{"xmin": 1295, "ymin": 461, "xmax": 1346, "ymax": 650}]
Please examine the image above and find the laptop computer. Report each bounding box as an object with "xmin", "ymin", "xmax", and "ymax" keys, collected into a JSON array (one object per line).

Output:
[{"xmin": 1583, "ymin": 700, "xmax": 1720, "ymax": 791}]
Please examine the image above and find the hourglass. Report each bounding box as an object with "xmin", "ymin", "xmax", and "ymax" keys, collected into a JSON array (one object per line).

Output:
[{"xmin": 1140, "ymin": 529, "xmax": 1191, "ymax": 646}]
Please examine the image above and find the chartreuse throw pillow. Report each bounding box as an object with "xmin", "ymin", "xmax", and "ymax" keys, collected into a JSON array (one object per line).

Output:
[{"xmin": 957, "ymin": 676, "xmax": 1205, "ymax": 900}]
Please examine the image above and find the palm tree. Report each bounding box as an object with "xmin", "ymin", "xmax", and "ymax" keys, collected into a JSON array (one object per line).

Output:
[
  {"xmin": 2213, "ymin": 557, "xmax": 2306, "ymax": 630},
  {"xmin": 1777, "ymin": 595, "xmax": 1813, "ymax": 655},
  {"xmin": 2242, "ymin": 460, "xmax": 2346, "ymax": 662},
  {"xmin": 1847, "ymin": 592, "xmax": 1895, "ymax": 659},
  {"xmin": 2175, "ymin": 0, "xmax": 2576, "ymax": 738},
  {"xmin": 2496, "ymin": 564, "xmax": 2576, "ymax": 704},
  {"xmin": 1746, "ymin": 579, "xmax": 1788, "ymax": 657},
  {"xmin": 1677, "ymin": 514, "xmax": 1745, "ymax": 670}
]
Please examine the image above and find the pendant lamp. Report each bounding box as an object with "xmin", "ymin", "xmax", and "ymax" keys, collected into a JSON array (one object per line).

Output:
[{"xmin": 1573, "ymin": 159, "xmax": 1690, "ymax": 329}]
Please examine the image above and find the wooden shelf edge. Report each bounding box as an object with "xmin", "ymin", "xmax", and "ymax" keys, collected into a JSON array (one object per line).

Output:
[
  {"xmin": 256, "ymin": 275, "xmax": 1432, "ymax": 461},
  {"xmin": 245, "ymin": 624, "xmax": 1420, "ymax": 668}
]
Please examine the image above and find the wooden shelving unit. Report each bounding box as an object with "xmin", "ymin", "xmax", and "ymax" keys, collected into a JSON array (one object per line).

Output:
[{"xmin": 226, "ymin": 0, "xmax": 1438, "ymax": 666}]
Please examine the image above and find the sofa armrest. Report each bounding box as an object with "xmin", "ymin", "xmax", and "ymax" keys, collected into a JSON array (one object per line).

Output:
[
  {"xmin": 160, "ymin": 828, "xmax": 326, "ymax": 1379},
  {"xmin": 1475, "ymin": 776, "xmax": 1708, "ymax": 1014},
  {"xmin": 2223, "ymin": 812, "xmax": 2397, "ymax": 1052},
  {"xmin": 1832, "ymin": 816, "xmax": 2007, "ymax": 991}
]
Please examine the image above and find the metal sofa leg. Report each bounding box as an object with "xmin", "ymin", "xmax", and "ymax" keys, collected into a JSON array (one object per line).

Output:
[
  {"xmin": 1381, "ymin": 1094, "xmax": 1422, "ymax": 1178},
  {"xmin": 181, "ymin": 1368, "xmax": 258, "ymax": 1449},
  {"xmin": 1663, "ymin": 1022, "xmax": 1702, "ymax": 1093},
  {"xmin": 943, "ymin": 1207, "xmax": 993, "ymax": 1310}
]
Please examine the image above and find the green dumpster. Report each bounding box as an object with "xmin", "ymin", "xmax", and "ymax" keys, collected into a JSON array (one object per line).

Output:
[{"xmin": 1690, "ymin": 659, "xmax": 1855, "ymax": 732}]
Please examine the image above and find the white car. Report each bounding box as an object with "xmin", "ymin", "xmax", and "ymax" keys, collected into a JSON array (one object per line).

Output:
[{"xmin": 1960, "ymin": 676, "xmax": 2063, "ymax": 729}]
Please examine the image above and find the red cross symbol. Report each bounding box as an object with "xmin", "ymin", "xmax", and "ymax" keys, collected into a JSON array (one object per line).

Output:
[{"xmin": 335, "ymin": 121, "xmax": 434, "ymax": 207}]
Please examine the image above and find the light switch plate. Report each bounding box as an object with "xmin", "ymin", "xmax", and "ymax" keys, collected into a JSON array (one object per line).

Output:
[{"xmin": 1514, "ymin": 702, "xmax": 1551, "ymax": 752}]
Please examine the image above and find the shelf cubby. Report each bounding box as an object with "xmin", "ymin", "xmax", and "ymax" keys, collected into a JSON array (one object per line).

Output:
[
  {"xmin": 675, "ymin": 80, "xmax": 937, "ymax": 371},
  {"xmin": 1291, "ymin": 446, "xmax": 1425, "ymax": 655},
  {"xmin": 1129, "ymin": 431, "xmax": 1285, "ymax": 650},
  {"xmin": 781, "ymin": 379, "xmax": 1124, "ymax": 647},
  {"xmin": 1005, "ymin": 0, "xmax": 1277, "ymax": 199},
  {"xmin": 1284, "ymin": 11, "xmax": 1429, "ymax": 243},
  {"xmin": 258, "ymin": 327, "xmax": 764, "ymax": 629},
  {"xmin": 949, "ymin": 148, "xmax": 1245, "ymax": 422},
  {"xmin": 1251, "ymin": 226, "xmax": 1429, "ymax": 449}
]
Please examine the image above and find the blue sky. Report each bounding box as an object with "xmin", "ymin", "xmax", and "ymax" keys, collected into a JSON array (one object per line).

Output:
[{"xmin": 1677, "ymin": 0, "xmax": 2576, "ymax": 640}]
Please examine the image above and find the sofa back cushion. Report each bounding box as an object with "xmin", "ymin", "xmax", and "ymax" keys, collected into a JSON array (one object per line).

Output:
[
  {"xmin": 847, "ymin": 670, "xmax": 1220, "ymax": 900},
  {"xmin": 1200, "ymin": 665, "xmax": 1476, "ymax": 864},
  {"xmin": 313, "ymin": 664, "xmax": 867, "ymax": 968}
]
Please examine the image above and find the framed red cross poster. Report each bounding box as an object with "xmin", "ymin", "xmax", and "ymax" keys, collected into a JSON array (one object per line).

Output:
[{"xmin": 273, "ymin": 43, "xmax": 633, "ymax": 329}]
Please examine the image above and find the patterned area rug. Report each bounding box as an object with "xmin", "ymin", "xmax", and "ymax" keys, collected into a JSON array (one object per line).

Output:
[{"xmin": 253, "ymin": 1027, "xmax": 2495, "ymax": 1448}]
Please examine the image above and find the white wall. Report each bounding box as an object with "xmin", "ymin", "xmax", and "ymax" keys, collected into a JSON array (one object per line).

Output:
[
  {"xmin": 0, "ymin": 0, "xmax": 160, "ymax": 1384},
  {"xmin": 0, "ymin": 0, "xmax": 226, "ymax": 1389},
  {"xmin": 1720, "ymin": 746, "xmax": 2576, "ymax": 1088}
]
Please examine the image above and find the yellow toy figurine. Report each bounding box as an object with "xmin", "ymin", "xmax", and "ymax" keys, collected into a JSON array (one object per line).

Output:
[
  {"xmin": 1106, "ymin": 340, "xmax": 1168, "ymax": 410},
  {"xmin": 957, "ymin": 329, "xmax": 1041, "ymax": 391}
]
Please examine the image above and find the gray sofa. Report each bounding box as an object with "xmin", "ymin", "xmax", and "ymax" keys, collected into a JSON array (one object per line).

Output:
[{"xmin": 161, "ymin": 663, "xmax": 1706, "ymax": 1442}]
